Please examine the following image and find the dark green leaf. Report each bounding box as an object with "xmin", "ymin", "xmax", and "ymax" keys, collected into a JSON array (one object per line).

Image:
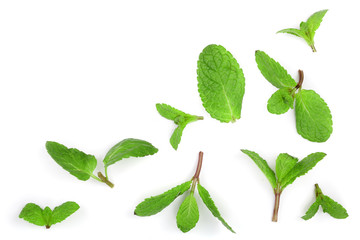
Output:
[
  {"xmin": 302, "ymin": 200, "xmax": 320, "ymax": 220},
  {"xmin": 321, "ymin": 196, "xmax": 348, "ymax": 219}
]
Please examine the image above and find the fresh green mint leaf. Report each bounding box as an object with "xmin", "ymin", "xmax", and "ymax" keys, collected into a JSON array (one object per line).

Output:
[
  {"xmin": 46, "ymin": 141, "xmax": 97, "ymax": 181},
  {"xmin": 302, "ymin": 200, "xmax": 320, "ymax": 220},
  {"xmin": 197, "ymin": 44, "xmax": 245, "ymax": 123},
  {"xmin": 267, "ymin": 87, "xmax": 294, "ymax": 114},
  {"xmin": 156, "ymin": 103, "xmax": 203, "ymax": 150},
  {"xmin": 19, "ymin": 202, "xmax": 80, "ymax": 228},
  {"xmin": 280, "ymin": 152, "xmax": 326, "ymax": 189},
  {"xmin": 275, "ymin": 153, "xmax": 298, "ymax": 184},
  {"xmin": 134, "ymin": 181, "xmax": 192, "ymax": 216},
  {"xmin": 295, "ymin": 89, "xmax": 333, "ymax": 142},
  {"xmin": 255, "ymin": 50, "xmax": 296, "ymax": 89},
  {"xmin": 241, "ymin": 149, "xmax": 277, "ymax": 189},
  {"xmin": 103, "ymin": 138, "xmax": 158, "ymax": 168},
  {"xmin": 277, "ymin": 9, "xmax": 328, "ymax": 52},
  {"xmin": 176, "ymin": 193, "xmax": 199, "ymax": 233},
  {"xmin": 197, "ymin": 184, "xmax": 235, "ymax": 233}
]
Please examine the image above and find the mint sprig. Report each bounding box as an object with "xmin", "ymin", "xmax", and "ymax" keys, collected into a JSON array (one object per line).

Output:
[
  {"xmin": 156, "ymin": 103, "xmax": 203, "ymax": 150},
  {"xmin": 46, "ymin": 139, "xmax": 158, "ymax": 188},
  {"xmin": 255, "ymin": 50, "xmax": 333, "ymax": 142},
  {"xmin": 277, "ymin": 9, "xmax": 328, "ymax": 52},
  {"xmin": 197, "ymin": 44, "xmax": 245, "ymax": 123},
  {"xmin": 19, "ymin": 201, "xmax": 79, "ymax": 229},
  {"xmin": 135, "ymin": 152, "xmax": 235, "ymax": 233},
  {"xmin": 302, "ymin": 184, "xmax": 348, "ymax": 220},
  {"xmin": 241, "ymin": 149, "xmax": 326, "ymax": 222}
]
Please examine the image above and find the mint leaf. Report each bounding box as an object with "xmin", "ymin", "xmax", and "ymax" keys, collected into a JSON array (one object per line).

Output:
[
  {"xmin": 135, "ymin": 181, "xmax": 192, "ymax": 216},
  {"xmin": 295, "ymin": 89, "xmax": 333, "ymax": 142},
  {"xmin": 267, "ymin": 88, "xmax": 294, "ymax": 114},
  {"xmin": 103, "ymin": 138, "xmax": 158, "ymax": 168},
  {"xmin": 176, "ymin": 193, "xmax": 199, "ymax": 233},
  {"xmin": 197, "ymin": 44, "xmax": 245, "ymax": 123},
  {"xmin": 277, "ymin": 9, "xmax": 328, "ymax": 52},
  {"xmin": 50, "ymin": 201, "xmax": 80, "ymax": 225},
  {"xmin": 156, "ymin": 103, "xmax": 203, "ymax": 150},
  {"xmin": 197, "ymin": 184, "xmax": 235, "ymax": 233},
  {"xmin": 46, "ymin": 141, "xmax": 97, "ymax": 181},
  {"xmin": 19, "ymin": 203, "xmax": 46, "ymax": 227},
  {"xmin": 241, "ymin": 149, "xmax": 277, "ymax": 189},
  {"xmin": 280, "ymin": 152, "xmax": 326, "ymax": 189},
  {"xmin": 19, "ymin": 202, "xmax": 80, "ymax": 228},
  {"xmin": 275, "ymin": 153, "xmax": 298, "ymax": 183},
  {"xmin": 303, "ymin": 184, "xmax": 348, "ymax": 220},
  {"xmin": 255, "ymin": 50, "xmax": 296, "ymax": 89},
  {"xmin": 302, "ymin": 200, "xmax": 320, "ymax": 220}
]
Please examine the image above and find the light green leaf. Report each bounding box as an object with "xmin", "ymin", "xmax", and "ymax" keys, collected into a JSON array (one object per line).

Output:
[
  {"xmin": 241, "ymin": 149, "xmax": 277, "ymax": 189},
  {"xmin": 103, "ymin": 138, "xmax": 158, "ymax": 167},
  {"xmin": 46, "ymin": 141, "xmax": 97, "ymax": 181},
  {"xmin": 176, "ymin": 193, "xmax": 199, "ymax": 233},
  {"xmin": 170, "ymin": 124, "xmax": 186, "ymax": 150},
  {"xmin": 280, "ymin": 152, "xmax": 326, "ymax": 189},
  {"xmin": 302, "ymin": 199, "xmax": 320, "ymax": 220},
  {"xmin": 267, "ymin": 88, "xmax": 294, "ymax": 114},
  {"xmin": 295, "ymin": 89, "xmax": 333, "ymax": 142},
  {"xmin": 306, "ymin": 9, "xmax": 328, "ymax": 39},
  {"xmin": 197, "ymin": 44, "xmax": 245, "ymax": 123},
  {"xmin": 197, "ymin": 184, "xmax": 235, "ymax": 233},
  {"xmin": 255, "ymin": 50, "xmax": 296, "ymax": 89},
  {"xmin": 135, "ymin": 181, "xmax": 192, "ymax": 216},
  {"xmin": 156, "ymin": 103, "xmax": 187, "ymax": 121},
  {"xmin": 275, "ymin": 153, "xmax": 298, "ymax": 183},
  {"xmin": 19, "ymin": 203, "xmax": 46, "ymax": 226},
  {"xmin": 321, "ymin": 196, "xmax": 348, "ymax": 219},
  {"xmin": 42, "ymin": 207, "xmax": 52, "ymax": 226},
  {"xmin": 277, "ymin": 28, "xmax": 307, "ymax": 39},
  {"xmin": 50, "ymin": 201, "xmax": 80, "ymax": 225}
]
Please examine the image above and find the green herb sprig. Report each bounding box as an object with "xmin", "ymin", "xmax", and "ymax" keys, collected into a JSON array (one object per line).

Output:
[
  {"xmin": 135, "ymin": 152, "xmax": 235, "ymax": 233},
  {"xmin": 46, "ymin": 139, "xmax": 158, "ymax": 188},
  {"xmin": 241, "ymin": 150, "xmax": 326, "ymax": 222}
]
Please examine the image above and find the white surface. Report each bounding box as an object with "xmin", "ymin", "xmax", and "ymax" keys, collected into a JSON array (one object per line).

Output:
[{"xmin": 0, "ymin": 0, "xmax": 359, "ymax": 239}]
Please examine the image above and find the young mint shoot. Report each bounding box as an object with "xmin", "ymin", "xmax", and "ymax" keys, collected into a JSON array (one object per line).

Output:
[
  {"xmin": 241, "ymin": 150, "xmax": 326, "ymax": 222},
  {"xmin": 255, "ymin": 50, "xmax": 333, "ymax": 142},
  {"xmin": 46, "ymin": 138, "xmax": 158, "ymax": 188},
  {"xmin": 156, "ymin": 103, "xmax": 203, "ymax": 150},
  {"xmin": 135, "ymin": 152, "xmax": 235, "ymax": 233},
  {"xmin": 19, "ymin": 201, "xmax": 80, "ymax": 229},
  {"xmin": 302, "ymin": 184, "xmax": 348, "ymax": 220},
  {"xmin": 277, "ymin": 10, "xmax": 328, "ymax": 52}
]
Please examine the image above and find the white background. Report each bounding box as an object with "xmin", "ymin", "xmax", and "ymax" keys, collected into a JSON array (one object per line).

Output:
[{"xmin": 1, "ymin": 0, "xmax": 359, "ymax": 239}]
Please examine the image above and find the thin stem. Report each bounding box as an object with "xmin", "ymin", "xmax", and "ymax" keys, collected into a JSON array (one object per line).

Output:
[
  {"xmin": 190, "ymin": 151, "xmax": 204, "ymax": 192},
  {"xmin": 97, "ymin": 172, "xmax": 114, "ymax": 188},
  {"xmin": 105, "ymin": 167, "xmax": 109, "ymax": 179},
  {"xmin": 90, "ymin": 173, "xmax": 103, "ymax": 182},
  {"xmin": 310, "ymin": 44, "xmax": 317, "ymax": 52},
  {"xmin": 272, "ymin": 187, "xmax": 282, "ymax": 222},
  {"xmin": 315, "ymin": 183, "xmax": 323, "ymax": 198},
  {"xmin": 295, "ymin": 70, "xmax": 304, "ymax": 90}
]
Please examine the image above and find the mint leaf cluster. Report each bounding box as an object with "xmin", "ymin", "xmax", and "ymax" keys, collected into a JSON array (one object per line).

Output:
[
  {"xmin": 135, "ymin": 152, "xmax": 234, "ymax": 233},
  {"xmin": 46, "ymin": 139, "xmax": 158, "ymax": 188},
  {"xmin": 19, "ymin": 202, "xmax": 79, "ymax": 228},
  {"xmin": 197, "ymin": 44, "xmax": 245, "ymax": 123},
  {"xmin": 277, "ymin": 10, "xmax": 328, "ymax": 52},
  {"xmin": 302, "ymin": 184, "xmax": 348, "ymax": 220},
  {"xmin": 156, "ymin": 103, "xmax": 203, "ymax": 150},
  {"xmin": 241, "ymin": 150, "xmax": 326, "ymax": 222},
  {"xmin": 255, "ymin": 50, "xmax": 333, "ymax": 142}
]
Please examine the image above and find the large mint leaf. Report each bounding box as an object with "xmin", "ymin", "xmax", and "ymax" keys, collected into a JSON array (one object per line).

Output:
[
  {"xmin": 176, "ymin": 193, "xmax": 199, "ymax": 233},
  {"xmin": 295, "ymin": 89, "xmax": 333, "ymax": 142},
  {"xmin": 267, "ymin": 87, "xmax": 294, "ymax": 114},
  {"xmin": 321, "ymin": 196, "xmax": 348, "ymax": 219},
  {"xmin": 46, "ymin": 141, "xmax": 97, "ymax": 181},
  {"xmin": 135, "ymin": 181, "xmax": 192, "ymax": 216},
  {"xmin": 306, "ymin": 9, "xmax": 328, "ymax": 40},
  {"xmin": 241, "ymin": 149, "xmax": 277, "ymax": 189},
  {"xmin": 103, "ymin": 138, "xmax": 158, "ymax": 167},
  {"xmin": 197, "ymin": 44, "xmax": 245, "ymax": 123},
  {"xmin": 50, "ymin": 201, "xmax": 80, "ymax": 225},
  {"xmin": 255, "ymin": 51, "xmax": 296, "ymax": 89},
  {"xmin": 280, "ymin": 152, "xmax": 326, "ymax": 189},
  {"xmin": 19, "ymin": 203, "xmax": 46, "ymax": 226},
  {"xmin": 197, "ymin": 184, "xmax": 235, "ymax": 233},
  {"xmin": 275, "ymin": 153, "xmax": 298, "ymax": 184}
]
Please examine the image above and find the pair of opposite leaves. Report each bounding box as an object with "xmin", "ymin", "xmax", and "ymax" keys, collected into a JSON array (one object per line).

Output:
[{"xmin": 160, "ymin": 44, "xmax": 332, "ymax": 150}]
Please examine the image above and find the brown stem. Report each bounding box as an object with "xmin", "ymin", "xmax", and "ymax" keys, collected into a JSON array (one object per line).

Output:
[
  {"xmin": 295, "ymin": 70, "xmax": 304, "ymax": 90},
  {"xmin": 190, "ymin": 151, "xmax": 203, "ymax": 192},
  {"xmin": 311, "ymin": 44, "xmax": 317, "ymax": 52},
  {"xmin": 45, "ymin": 225, "xmax": 50, "ymax": 229},
  {"xmin": 98, "ymin": 172, "xmax": 114, "ymax": 188},
  {"xmin": 272, "ymin": 188, "xmax": 282, "ymax": 222}
]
